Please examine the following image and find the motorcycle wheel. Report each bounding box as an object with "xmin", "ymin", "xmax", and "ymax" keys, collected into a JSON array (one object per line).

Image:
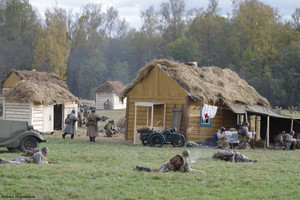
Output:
[
  {"xmin": 149, "ymin": 134, "xmax": 164, "ymax": 147},
  {"xmin": 171, "ymin": 135, "xmax": 186, "ymax": 147}
]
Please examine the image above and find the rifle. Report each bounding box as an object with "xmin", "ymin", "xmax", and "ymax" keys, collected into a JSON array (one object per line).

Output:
[{"xmin": 47, "ymin": 161, "xmax": 60, "ymax": 164}]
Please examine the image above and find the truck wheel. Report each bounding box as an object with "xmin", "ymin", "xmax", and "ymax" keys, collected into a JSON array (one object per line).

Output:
[
  {"xmin": 19, "ymin": 136, "xmax": 39, "ymax": 152},
  {"xmin": 149, "ymin": 134, "xmax": 164, "ymax": 147},
  {"xmin": 171, "ymin": 135, "xmax": 186, "ymax": 147}
]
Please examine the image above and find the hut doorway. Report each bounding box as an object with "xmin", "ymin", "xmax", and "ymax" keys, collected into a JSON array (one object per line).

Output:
[
  {"xmin": 134, "ymin": 102, "xmax": 166, "ymax": 144},
  {"xmin": 54, "ymin": 104, "xmax": 63, "ymax": 130}
]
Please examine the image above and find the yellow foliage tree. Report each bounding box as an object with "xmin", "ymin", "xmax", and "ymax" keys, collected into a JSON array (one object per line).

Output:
[{"xmin": 34, "ymin": 8, "xmax": 71, "ymax": 80}]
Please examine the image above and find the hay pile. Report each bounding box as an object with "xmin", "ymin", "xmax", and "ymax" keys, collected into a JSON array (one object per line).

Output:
[
  {"xmin": 2, "ymin": 69, "xmax": 77, "ymax": 104},
  {"xmin": 95, "ymin": 81, "xmax": 125, "ymax": 95},
  {"xmin": 120, "ymin": 59, "xmax": 270, "ymax": 107}
]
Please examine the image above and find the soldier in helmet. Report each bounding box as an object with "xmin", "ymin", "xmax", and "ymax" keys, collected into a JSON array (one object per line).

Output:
[
  {"xmin": 213, "ymin": 150, "xmax": 257, "ymax": 163},
  {"xmin": 285, "ymin": 130, "xmax": 297, "ymax": 150},
  {"xmin": 217, "ymin": 127, "xmax": 229, "ymax": 149},
  {"xmin": 0, "ymin": 146, "xmax": 50, "ymax": 164},
  {"xmin": 105, "ymin": 120, "xmax": 117, "ymax": 137},
  {"xmin": 135, "ymin": 150, "xmax": 203, "ymax": 173},
  {"xmin": 238, "ymin": 121, "xmax": 251, "ymax": 149},
  {"xmin": 62, "ymin": 109, "xmax": 79, "ymax": 139}
]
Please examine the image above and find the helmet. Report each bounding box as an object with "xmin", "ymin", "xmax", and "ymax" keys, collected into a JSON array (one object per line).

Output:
[
  {"xmin": 110, "ymin": 120, "xmax": 115, "ymax": 123},
  {"xmin": 182, "ymin": 150, "xmax": 190, "ymax": 157},
  {"xmin": 41, "ymin": 146, "xmax": 49, "ymax": 153},
  {"xmin": 71, "ymin": 109, "xmax": 75, "ymax": 114},
  {"xmin": 220, "ymin": 127, "xmax": 225, "ymax": 132},
  {"xmin": 91, "ymin": 109, "xmax": 96, "ymax": 113},
  {"xmin": 290, "ymin": 130, "xmax": 295, "ymax": 135},
  {"xmin": 280, "ymin": 130, "xmax": 286, "ymax": 134},
  {"xmin": 244, "ymin": 121, "xmax": 249, "ymax": 126}
]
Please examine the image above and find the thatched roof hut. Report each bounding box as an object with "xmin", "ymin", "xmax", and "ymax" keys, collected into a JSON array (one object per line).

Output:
[
  {"xmin": 95, "ymin": 81, "xmax": 126, "ymax": 110},
  {"xmin": 2, "ymin": 69, "xmax": 78, "ymax": 104},
  {"xmin": 120, "ymin": 59, "xmax": 270, "ymax": 107},
  {"xmin": 1, "ymin": 69, "xmax": 78, "ymax": 132},
  {"xmin": 120, "ymin": 59, "xmax": 297, "ymax": 145},
  {"xmin": 95, "ymin": 81, "xmax": 125, "ymax": 95}
]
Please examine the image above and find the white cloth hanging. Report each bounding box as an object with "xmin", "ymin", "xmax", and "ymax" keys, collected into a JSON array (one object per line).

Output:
[{"xmin": 202, "ymin": 104, "xmax": 218, "ymax": 120}]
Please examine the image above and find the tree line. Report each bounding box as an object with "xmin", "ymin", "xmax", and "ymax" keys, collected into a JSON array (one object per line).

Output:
[{"xmin": 0, "ymin": 0, "xmax": 299, "ymax": 107}]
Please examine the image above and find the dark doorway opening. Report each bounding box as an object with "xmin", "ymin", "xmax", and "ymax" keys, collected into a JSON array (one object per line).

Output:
[{"xmin": 54, "ymin": 104, "xmax": 63, "ymax": 130}]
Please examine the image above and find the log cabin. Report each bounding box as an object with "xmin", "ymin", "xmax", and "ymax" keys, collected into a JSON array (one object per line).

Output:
[{"xmin": 119, "ymin": 59, "xmax": 300, "ymax": 145}]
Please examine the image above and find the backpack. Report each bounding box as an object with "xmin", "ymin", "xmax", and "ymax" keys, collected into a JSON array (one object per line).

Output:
[
  {"xmin": 167, "ymin": 155, "xmax": 185, "ymax": 171},
  {"xmin": 65, "ymin": 114, "xmax": 71, "ymax": 125},
  {"xmin": 87, "ymin": 113, "xmax": 96, "ymax": 126},
  {"xmin": 238, "ymin": 127, "xmax": 246, "ymax": 136},
  {"xmin": 104, "ymin": 122, "xmax": 109, "ymax": 130}
]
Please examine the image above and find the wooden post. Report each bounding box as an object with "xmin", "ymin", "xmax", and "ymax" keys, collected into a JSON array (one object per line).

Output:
[
  {"xmin": 290, "ymin": 118, "xmax": 294, "ymax": 131},
  {"xmin": 266, "ymin": 116, "xmax": 270, "ymax": 147}
]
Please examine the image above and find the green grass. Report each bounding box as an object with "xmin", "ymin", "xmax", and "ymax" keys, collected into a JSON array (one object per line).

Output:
[{"xmin": 0, "ymin": 109, "xmax": 300, "ymax": 199}]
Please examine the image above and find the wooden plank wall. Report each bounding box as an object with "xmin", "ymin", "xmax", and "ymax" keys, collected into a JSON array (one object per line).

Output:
[
  {"xmin": 187, "ymin": 100, "xmax": 236, "ymax": 142},
  {"xmin": 4, "ymin": 102, "xmax": 31, "ymax": 122},
  {"xmin": 95, "ymin": 93, "xmax": 112, "ymax": 110},
  {"xmin": 113, "ymin": 94, "xmax": 126, "ymax": 110},
  {"xmin": 32, "ymin": 104, "xmax": 44, "ymax": 131},
  {"xmin": 126, "ymin": 66, "xmax": 187, "ymax": 142}
]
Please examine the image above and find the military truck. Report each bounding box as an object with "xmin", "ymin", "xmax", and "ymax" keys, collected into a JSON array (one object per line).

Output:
[{"xmin": 0, "ymin": 120, "xmax": 46, "ymax": 152}]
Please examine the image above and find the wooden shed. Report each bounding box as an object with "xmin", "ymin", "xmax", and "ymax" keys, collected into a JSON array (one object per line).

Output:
[
  {"xmin": 1, "ymin": 69, "xmax": 78, "ymax": 132},
  {"xmin": 120, "ymin": 59, "xmax": 298, "ymax": 145},
  {"xmin": 95, "ymin": 81, "xmax": 126, "ymax": 110}
]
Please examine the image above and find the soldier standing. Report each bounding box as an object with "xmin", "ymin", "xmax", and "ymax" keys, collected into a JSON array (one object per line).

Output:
[
  {"xmin": 238, "ymin": 121, "xmax": 251, "ymax": 149},
  {"xmin": 135, "ymin": 150, "xmax": 203, "ymax": 172},
  {"xmin": 62, "ymin": 109, "xmax": 79, "ymax": 139},
  {"xmin": 217, "ymin": 127, "xmax": 230, "ymax": 149},
  {"xmin": 86, "ymin": 109, "xmax": 102, "ymax": 142}
]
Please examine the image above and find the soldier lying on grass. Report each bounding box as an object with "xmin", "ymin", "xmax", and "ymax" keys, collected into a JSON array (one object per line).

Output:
[
  {"xmin": 0, "ymin": 147, "xmax": 57, "ymax": 164},
  {"xmin": 135, "ymin": 150, "xmax": 203, "ymax": 173},
  {"xmin": 213, "ymin": 150, "xmax": 257, "ymax": 163}
]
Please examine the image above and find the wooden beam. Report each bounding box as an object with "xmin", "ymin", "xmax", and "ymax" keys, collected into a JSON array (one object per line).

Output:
[
  {"xmin": 184, "ymin": 96, "xmax": 190, "ymax": 141},
  {"xmin": 125, "ymin": 96, "xmax": 129, "ymax": 140},
  {"xmin": 267, "ymin": 116, "xmax": 270, "ymax": 147},
  {"xmin": 291, "ymin": 118, "xmax": 294, "ymax": 132}
]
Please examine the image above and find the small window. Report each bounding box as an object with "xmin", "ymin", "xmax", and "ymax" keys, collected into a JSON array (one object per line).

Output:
[{"xmin": 200, "ymin": 106, "xmax": 212, "ymax": 127}]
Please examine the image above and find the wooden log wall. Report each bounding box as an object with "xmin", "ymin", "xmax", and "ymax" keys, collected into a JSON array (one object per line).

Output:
[{"xmin": 187, "ymin": 100, "xmax": 236, "ymax": 142}]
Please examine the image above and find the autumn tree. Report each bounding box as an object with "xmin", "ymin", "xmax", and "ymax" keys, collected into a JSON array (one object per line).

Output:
[
  {"xmin": 33, "ymin": 7, "xmax": 71, "ymax": 80},
  {"xmin": 0, "ymin": 0, "xmax": 40, "ymax": 80}
]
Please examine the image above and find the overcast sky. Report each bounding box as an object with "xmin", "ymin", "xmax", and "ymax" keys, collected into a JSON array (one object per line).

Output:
[{"xmin": 29, "ymin": 0, "xmax": 298, "ymax": 29}]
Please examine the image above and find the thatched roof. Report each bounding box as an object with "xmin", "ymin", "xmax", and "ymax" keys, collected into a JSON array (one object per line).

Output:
[
  {"xmin": 119, "ymin": 59, "xmax": 270, "ymax": 107},
  {"xmin": 95, "ymin": 81, "xmax": 125, "ymax": 95},
  {"xmin": 2, "ymin": 69, "xmax": 78, "ymax": 104}
]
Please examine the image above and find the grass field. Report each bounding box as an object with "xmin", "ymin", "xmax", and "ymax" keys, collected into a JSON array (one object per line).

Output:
[{"xmin": 0, "ymin": 109, "xmax": 300, "ymax": 200}]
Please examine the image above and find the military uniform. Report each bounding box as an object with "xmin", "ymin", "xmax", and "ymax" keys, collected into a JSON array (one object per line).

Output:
[
  {"xmin": 285, "ymin": 132, "xmax": 297, "ymax": 150},
  {"xmin": 135, "ymin": 150, "xmax": 198, "ymax": 173},
  {"xmin": 86, "ymin": 112, "xmax": 102, "ymax": 142},
  {"xmin": 217, "ymin": 130, "xmax": 229, "ymax": 149},
  {"xmin": 213, "ymin": 150, "xmax": 257, "ymax": 163},
  {"xmin": 0, "ymin": 151, "xmax": 47, "ymax": 164},
  {"xmin": 238, "ymin": 125, "xmax": 251, "ymax": 149},
  {"xmin": 62, "ymin": 111, "xmax": 79, "ymax": 139},
  {"xmin": 105, "ymin": 121, "xmax": 116, "ymax": 137}
]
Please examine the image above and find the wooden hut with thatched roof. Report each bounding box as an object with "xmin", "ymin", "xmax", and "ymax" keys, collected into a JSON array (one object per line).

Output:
[
  {"xmin": 120, "ymin": 59, "xmax": 298, "ymax": 145},
  {"xmin": 95, "ymin": 81, "xmax": 126, "ymax": 110},
  {"xmin": 1, "ymin": 69, "xmax": 78, "ymax": 132}
]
